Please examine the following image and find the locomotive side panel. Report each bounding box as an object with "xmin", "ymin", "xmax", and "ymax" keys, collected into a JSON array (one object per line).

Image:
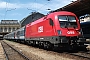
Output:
[{"xmin": 25, "ymin": 17, "xmax": 56, "ymax": 40}]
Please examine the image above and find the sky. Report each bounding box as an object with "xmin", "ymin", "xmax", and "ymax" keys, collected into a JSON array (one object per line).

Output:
[{"xmin": 0, "ymin": 0, "xmax": 77, "ymax": 22}]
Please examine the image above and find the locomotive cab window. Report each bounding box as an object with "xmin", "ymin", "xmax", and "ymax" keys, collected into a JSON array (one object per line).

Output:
[
  {"xmin": 49, "ymin": 18, "xmax": 54, "ymax": 26},
  {"xmin": 58, "ymin": 16, "xmax": 77, "ymax": 28}
]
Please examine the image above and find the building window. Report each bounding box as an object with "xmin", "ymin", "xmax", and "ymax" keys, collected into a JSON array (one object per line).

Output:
[
  {"xmin": 0, "ymin": 28, "xmax": 2, "ymax": 32},
  {"xmin": 4, "ymin": 27, "xmax": 7, "ymax": 32},
  {"xmin": 0, "ymin": 28, "xmax": 1, "ymax": 32},
  {"xmin": 9, "ymin": 28, "xmax": 11, "ymax": 32},
  {"xmin": 13, "ymin": 28, "xmax": 15, "ymax": 31}
]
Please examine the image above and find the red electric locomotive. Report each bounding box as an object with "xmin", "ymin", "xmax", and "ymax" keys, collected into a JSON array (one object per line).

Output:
[{"xmin": 25, "ymin": 11, "xmax": 86, "ymax": 50}]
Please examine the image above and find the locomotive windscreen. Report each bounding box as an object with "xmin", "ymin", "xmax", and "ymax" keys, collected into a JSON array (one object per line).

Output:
[{"xmin": 58, "ymin": 16, "xmax": 77, "ymax": 28}]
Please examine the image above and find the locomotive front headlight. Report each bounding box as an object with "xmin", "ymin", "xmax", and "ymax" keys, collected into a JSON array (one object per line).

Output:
[
  {"xmin": 78, "ymin": 29, "xmax": 83, "ymax": 35},
  {"xmin": 57, "ymin": 30, "xmax": 62, "ymax": 35},
  {"xmin": 79, "ymin": 31, "xmax": 81, "ymax": 35}
]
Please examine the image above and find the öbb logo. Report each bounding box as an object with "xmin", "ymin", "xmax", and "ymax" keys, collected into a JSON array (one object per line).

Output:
[
  {"xmin": 67, "ymin": 31, "xmax": 75, "ymax": 34},
  {"xmin": 38, "ymin": 26, "xmax": 43, "ymax": 33}
]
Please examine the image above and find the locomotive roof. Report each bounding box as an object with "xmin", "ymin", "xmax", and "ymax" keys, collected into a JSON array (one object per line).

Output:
[
  {"xmin": 27, "ymin": 11, "xmax": 76, "ymax": 26},
  {"xmin": 48, "ymin": 11, "xmax": 76, "ymax": 16}
]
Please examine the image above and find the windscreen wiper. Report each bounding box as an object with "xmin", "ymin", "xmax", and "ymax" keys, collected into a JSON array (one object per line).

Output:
[{"xmin": 64, "ymin": 23, "xmax": 70, "ymax": 31}]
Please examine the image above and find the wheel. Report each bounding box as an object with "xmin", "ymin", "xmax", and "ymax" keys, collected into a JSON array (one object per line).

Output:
[{"xmin": 43, "ymin": 42, "xmax": 53, "ymax": 50}]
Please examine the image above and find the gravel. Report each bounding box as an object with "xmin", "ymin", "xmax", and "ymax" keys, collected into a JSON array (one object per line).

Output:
[
  {"xmin": 4, "ymin": 40, "xmax": 74, "ymax": 60},
  {"xmin": 0, "ymin": 42, "xmax": 6, "ymax": 60}
]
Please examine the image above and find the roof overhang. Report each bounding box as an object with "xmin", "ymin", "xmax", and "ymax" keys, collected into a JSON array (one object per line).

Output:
[{"xmin": 52, "ymin": 0, "xmax": 90, "ymax": 17}]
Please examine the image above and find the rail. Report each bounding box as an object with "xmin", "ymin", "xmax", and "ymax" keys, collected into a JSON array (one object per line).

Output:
[
  {"xmin": 65, "ymin": 51, "xmax": 90, "ymax": 60},
  {"xmin": 1, "ymin": 41, "xmax": 30, "ymax": 60}
]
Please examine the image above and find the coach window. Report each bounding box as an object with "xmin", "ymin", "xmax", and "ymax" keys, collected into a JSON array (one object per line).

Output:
[
  {"xmin": 9, "ymin": 28, "xmax": 11, "ymax": 32},
  {"xmin": 49, "ymin": 18, "xmax": 54, "ymax": 26},
  {"xmin": 20, "ymin": 30, "xmax": 24, "ymax": 36}
]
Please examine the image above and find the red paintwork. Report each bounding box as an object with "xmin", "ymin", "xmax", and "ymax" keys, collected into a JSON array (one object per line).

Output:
[{"xmin": 25, "ymin": 11, "xmax": 80, "ymax": 38}]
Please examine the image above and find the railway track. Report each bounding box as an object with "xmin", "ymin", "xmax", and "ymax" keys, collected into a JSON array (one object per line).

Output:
[
  {"xmin": 0, "ymin": 41, "xmax": 6, "ymax": 60},
  {"xmin": 3, "ymin": 40, "xmax": 90, "ymax": 60},
  {"xmin": 1, "ymin": 41, "xmax": 30, "ymax": 60},
  {"xmin": 64, "ymin": 50, "xmax": 90, "ymax": 60}
]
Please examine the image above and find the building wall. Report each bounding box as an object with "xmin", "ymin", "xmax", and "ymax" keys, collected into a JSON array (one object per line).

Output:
[
  {"xmin": 20, "ymin": 12, "xmax": 45, "ymax": 27},
  {"xmin": 0, "ymin": 20, "xmax": 20, "ymax": 33}
]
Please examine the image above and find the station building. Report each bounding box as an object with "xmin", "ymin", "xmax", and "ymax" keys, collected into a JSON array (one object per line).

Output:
[
  {"xmin": 0, "ymin": 20, "xmax": 20, "ymax": 39},
  {"xmin": 20, "ymin": 12, "xmax": 45, "ymax": 27},
  {"xmin": 0, "ymin": 20, "xmax": 20, "ymax": 32}
]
